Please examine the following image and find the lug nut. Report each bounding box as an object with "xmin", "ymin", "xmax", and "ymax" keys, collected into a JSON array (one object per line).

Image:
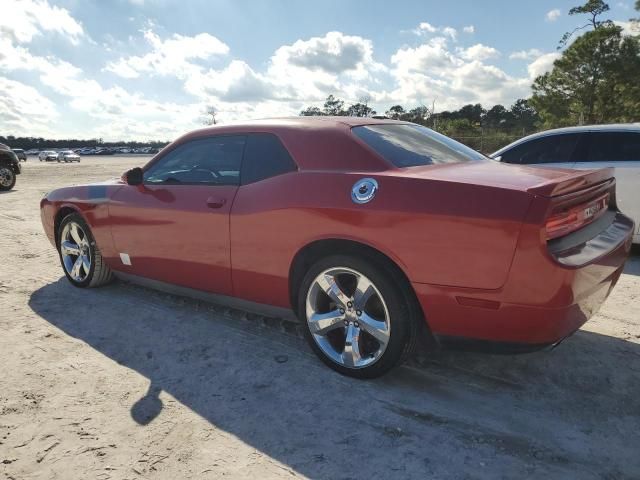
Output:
[
  {"xmin": 354, "ymin": 322, "xmax": 359, "ymax": 328},
  {"xmin": 339, "ymin": 308, "xmax": 345, "ymax": 314},
  {"xmin": 344, "ymin": 320, "xmax": 349, "ymax": 326},
  {"xmin": 356, "ymin": 310, "xmax": 362, "ymax": 316},
  {"xmin": 347, "ymin": 301, "xmax": 353, "ymax": 308}
]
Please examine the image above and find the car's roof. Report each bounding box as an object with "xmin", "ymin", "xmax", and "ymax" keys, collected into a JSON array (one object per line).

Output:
[
  {"xmin": 173, "ymin": 117, "xmax": 413, "ymax": 172},
  {"xmin": 492, "ymin": 123, "xmax": 640, "ymax": 156},
  {"xmin": 195, "ymin": 116, "xmax": 409, "ymax": 133}
]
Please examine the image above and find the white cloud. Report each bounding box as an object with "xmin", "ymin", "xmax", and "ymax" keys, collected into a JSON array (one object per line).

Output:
[
  {"xmin": 463, "ymin": 25, "xmax": 475, "ymax": 34},
  {"xmin": 105, "ymin": 30, "xmax": 229, "ymax": 79},
  {"xmin": 546, "ymin": 9, "xmax": 561, "ymax": 22},
  {"xmin": 185, "ymin": 60, "xmax": 282, "ymax": 102},
  {"xmin": 459, "ymin": 44, "xmax": 500, "ymax": 61},
  {"xmin": 417, "ymin": 22, "xmax": 437, "ymax": 33},
  {"xmin": 271, "ymin": 31, "xmax": 374, "ymax": 75},
  {"xmin": 509, "ymin": 48, "xmax": 544, "ymax": 60},
  {"xmin": 615, "ymin": 20, "xmax": 640, "ymax": 36},
  {"xmin": 388, "ymin": 35, "xmax": 531, "ymax": 109},
  {"xmin": 0, "ymin": 77, "xmax": 58, "ymax": 135},
  {"xmin": 527, "ymin": 52, "xmax": 560, "ymax": 79},
  {"xmin": 414, "ymin": 22, "xmax": 458, "ymax": 40},
  {"xmin": 0, "ymin": 0, "xmax": 84, "ymax": 44}
]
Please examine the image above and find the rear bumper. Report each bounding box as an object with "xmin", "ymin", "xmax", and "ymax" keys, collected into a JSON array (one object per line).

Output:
[{"xmin": 414, "ymin": 212, "xmax": 634, "ymax": 347}]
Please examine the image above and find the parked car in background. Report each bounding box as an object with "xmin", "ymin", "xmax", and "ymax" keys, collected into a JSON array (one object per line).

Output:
[
  {"xmin": 491, "ymin": 124, "xmax": 640, "ymax": 244},
  {"xmin": 25, "ymin": 149, "xmax": 39, "ymax": 156},
  {"xmin": 57, "ymin": 150, "xmax": 81, "ymax": 163},
  {"xmin": 0, "ymin": 143, "xmax": 21, "ymax": 191},
  {"xmin": 39, "ymin": 150, "xmax": 59, "ymax": 162},
  {"xmin": 40, "ymin": 118, "xmax": 634, "ymax": 378},
  {"xmin": 12, "ymin": 148, "xmax": 27, "ymax": 161}
]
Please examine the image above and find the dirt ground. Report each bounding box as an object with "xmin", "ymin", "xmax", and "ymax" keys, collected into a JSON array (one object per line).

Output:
[{"xmin": 0, "ymin": 156, "xmax": 639, "ymax": 480}]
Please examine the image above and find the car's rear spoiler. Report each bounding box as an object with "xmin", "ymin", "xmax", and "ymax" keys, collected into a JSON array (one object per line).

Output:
[{"xmin": 526, "ymin": 167, "xmax": 614, "ymax": 197}]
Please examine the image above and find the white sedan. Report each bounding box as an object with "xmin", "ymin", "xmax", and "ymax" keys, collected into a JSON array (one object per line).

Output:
[
  {"xmin": 57, "ymin": 150, "xmax": 81, "ymax": 163},
  {"xmin": 491, "ymin": 124, "xmax": 640, "ymax": 244},
  {"xmin": 39, "ymin": 150, "xmax": 59, "ymax": 162}
]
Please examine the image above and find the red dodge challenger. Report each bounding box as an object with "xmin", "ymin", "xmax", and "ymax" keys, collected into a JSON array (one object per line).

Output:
[{"xmin": 40, "ymin": 118, "xmax": 635, "ymax": 378}]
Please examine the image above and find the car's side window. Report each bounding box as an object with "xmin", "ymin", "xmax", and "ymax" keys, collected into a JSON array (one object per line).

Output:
[
  {"xmin": 585, "ymin": 132, "xmax": 640, "ymax": 162},
  {"xmin": 144, "ymin": 136, "xmax": 246, "ymax": 185},
  {"xmin": 501, "ymin": 134, "xmax": 580, "ymax": 164},
  {"xmin": 240, "ymin": 133, "xmax": 297, "ymax": 185}
]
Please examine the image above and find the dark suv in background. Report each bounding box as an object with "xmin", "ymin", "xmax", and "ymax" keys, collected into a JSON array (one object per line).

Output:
[
  {"xmin": 12, "ymin": 148, "xmax": 27, "ymax": 161},
  {"xmin": 491, "ymin": 124, "xmax": 640, "ymax": 244},
  {"xmin": 0, "ymin": 143, "xmax": 21, "ymax": 191}
]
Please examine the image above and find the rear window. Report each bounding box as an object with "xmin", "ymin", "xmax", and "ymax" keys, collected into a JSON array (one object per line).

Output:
[{"xmin": 352, "ymin": 124, "xmax": 486, "ymax": 167}]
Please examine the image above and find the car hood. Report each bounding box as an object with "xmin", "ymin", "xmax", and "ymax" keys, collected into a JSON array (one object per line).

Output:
[{"xmin": 387, "ymin": 160, "xmax": 613, "ymax": 197}]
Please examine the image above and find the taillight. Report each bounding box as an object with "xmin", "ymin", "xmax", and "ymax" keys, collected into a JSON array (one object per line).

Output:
[{"xmin": 545, "ymin": 193, "xmax": 609, "ymax": 240}]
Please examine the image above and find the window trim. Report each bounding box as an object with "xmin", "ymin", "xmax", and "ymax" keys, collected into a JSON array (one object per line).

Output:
[{"xmin": 142, "ymin": 134, "xmax": 247, "ymax": 187}]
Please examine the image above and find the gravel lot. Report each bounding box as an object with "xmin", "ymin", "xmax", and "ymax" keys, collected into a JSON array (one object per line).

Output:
[{"xmin": 1, "ymin": 157, "xmax": 639, "ymax": 480}]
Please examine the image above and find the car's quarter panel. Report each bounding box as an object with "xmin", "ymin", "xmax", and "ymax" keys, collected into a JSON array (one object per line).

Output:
[
  {"xmin": 412, "ymin": 182, "xmax": 634, "ymax": 345},
  {"xmin": 229, "ymin": 168, "xmax": 534, "ymax": 308},
  {"xmin": 108, "ymin": 184, "xmax": 237, "ymax": 295}
]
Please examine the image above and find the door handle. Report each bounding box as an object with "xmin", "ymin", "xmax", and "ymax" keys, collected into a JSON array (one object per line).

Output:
[{"xmin": 206, "ymin": 196, "xmax": 227, "ymax": 209}]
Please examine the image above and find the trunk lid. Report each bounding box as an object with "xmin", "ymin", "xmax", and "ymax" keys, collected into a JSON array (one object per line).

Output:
[{"xmin": 391, "ymin": 160, "xmax": 614, "ymax": 197}]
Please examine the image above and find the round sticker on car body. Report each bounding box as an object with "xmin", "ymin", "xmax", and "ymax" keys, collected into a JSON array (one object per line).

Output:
[{"xmin": 351, "ymin": 178, "xmax": 379, "ymax": 204}]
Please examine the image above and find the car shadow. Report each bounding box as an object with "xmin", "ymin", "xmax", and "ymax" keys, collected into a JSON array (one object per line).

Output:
[{"xmin": 28, "ymin": 278, "xmax": 640, "ymax": 478}]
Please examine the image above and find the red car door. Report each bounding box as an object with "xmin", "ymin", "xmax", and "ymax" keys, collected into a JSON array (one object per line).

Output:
[{"xmin": 108, "ymin": 135, "xmax": 246, "ymax": 295}]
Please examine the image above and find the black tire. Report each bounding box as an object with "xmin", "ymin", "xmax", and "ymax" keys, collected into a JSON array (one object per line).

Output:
[
  {"xmin": 0, "ymin": 166, "xmax": 16, "ymax": 191},
  {"xmin": 298, "ymin": 254, "xmax": 421, "ymax": 379},
  {"xmin": 58, "ymin": 213, "xmax": 113, "ymax": 288}
]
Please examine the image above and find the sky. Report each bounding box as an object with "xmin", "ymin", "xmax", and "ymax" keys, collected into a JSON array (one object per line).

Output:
[{"xmin": 0, "ymin": 0, "xmax": 638, "ymax": 141}]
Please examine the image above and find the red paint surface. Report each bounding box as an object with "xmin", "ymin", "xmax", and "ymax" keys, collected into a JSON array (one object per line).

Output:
[{"xmin": 40, "ymin": 118, "xmax": 634, "ymax": 347}]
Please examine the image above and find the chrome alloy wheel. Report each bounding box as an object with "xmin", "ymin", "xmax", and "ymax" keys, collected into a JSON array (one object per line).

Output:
[
  {"xmin": 305, "ymin": 267, "xmax": 391, "ymax": 369},
  {"xmin": 60, "ymin": 221, "xmax": 92, "ymax": 282},
  {"xmin": 0, "ymin": 167, "xmax": 14, "ymax": 187}
]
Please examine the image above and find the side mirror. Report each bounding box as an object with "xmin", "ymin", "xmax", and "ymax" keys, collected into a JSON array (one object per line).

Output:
[{"xmin": 123, "ymin": 167, "xmax": 143, "ymax": 185}]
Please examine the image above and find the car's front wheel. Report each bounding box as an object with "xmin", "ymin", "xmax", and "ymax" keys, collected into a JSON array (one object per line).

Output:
[
  {"xmin": 299, "ymin": 254, "xmax": 420, "ymax": 378},
  {"xmin": 58, "ymin": 213, "xmax": 113, "ymax": 288},
  {"xmin": 0, "ymin": 166, "xmax": 16, "ymax": 191}
]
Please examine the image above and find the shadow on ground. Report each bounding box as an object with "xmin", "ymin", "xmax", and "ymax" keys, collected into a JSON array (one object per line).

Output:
[{"xmin": 28, "ymin": 276, "xmax": 640, "ymax": 479}]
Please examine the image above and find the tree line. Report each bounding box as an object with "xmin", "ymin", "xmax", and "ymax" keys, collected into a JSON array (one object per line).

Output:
[{"xmin": 0, "ymin": 136, "xmax": 169, "ymax": 151}]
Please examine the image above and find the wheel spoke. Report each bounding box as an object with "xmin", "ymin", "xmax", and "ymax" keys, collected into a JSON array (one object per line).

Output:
[
  {"xmin": 315, "ymin": 273, "xmax": 350, "ymax": 308},
  {"xmin": 358, "ymin": 312, "xmax": 390, "ymax": 346},
  {"xmin": 342, "ymin": 323, "xmax": 362, "ymax": 367},
  {"xmin": 71, "ymin": 256, "xmax": 83, "ymax": 279},
  {"xmin": 69, "ymin": 223, "xmax": 83, "ymax": 245},
  {"xmin": 81, "ymin": 255, "xmax": 91, "ymax": 275},
  {"xmin": 61, "ymin": 240, "xmax": 80, "ymax": 256},
  {"xmin": 353, "ymin": 275, "xmax": 376, "ymax": 310},
  {"xmin": 308, "ymin": 309, "xmax": 345, "ymax": 336}
]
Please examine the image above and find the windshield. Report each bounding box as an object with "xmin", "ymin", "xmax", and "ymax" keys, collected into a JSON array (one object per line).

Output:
[{"xmin": 352, "ymin": 124, "xmax": 487, "ymax": 168}]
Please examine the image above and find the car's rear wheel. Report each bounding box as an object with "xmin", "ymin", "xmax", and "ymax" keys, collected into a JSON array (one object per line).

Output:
[
  {"xmin": 0, "ymin": 166, "xmax": 16, "ymax": 191},
  {"xmin": 299, "ymin": 254, "xmax": 420, "ymax": 378},
  {"xmin": 58, "ymin": 213, "xmax": 112, "ymax": 288}
]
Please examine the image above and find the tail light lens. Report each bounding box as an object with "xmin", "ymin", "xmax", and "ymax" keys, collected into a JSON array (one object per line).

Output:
[{"xmin": 545, "ymin": 193, "xmax": 609, "ymax": 240}]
